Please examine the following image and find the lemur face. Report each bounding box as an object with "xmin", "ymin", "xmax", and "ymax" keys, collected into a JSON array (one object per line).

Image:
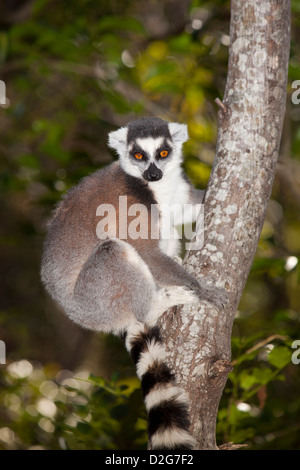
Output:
[{"xmin": 108, "ymin": 118, "xmax": 188, "ymax": 182}]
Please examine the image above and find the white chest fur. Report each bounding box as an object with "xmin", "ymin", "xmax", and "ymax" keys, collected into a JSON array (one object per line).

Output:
[{"xmin": 148, "ymin": 169, "xmax": 190, "ymax": 256}]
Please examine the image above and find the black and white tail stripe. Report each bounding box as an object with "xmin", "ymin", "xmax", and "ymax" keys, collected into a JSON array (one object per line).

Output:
[{"xmin": 124, "ymin": 323, "xmax": 196, "ymax": 450}]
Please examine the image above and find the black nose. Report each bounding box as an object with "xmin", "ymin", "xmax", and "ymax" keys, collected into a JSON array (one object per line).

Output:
[{"xmin": 143, "ymin": 163, "xmax": 162, "ymax": 182}]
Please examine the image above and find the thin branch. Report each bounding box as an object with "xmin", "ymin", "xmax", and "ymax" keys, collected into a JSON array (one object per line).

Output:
[
  {"xmin": 231, "ymin": 334, "xmax": 288, "ymax": 366},
  {"xmin": 219, "ymin": 442, "xmax": 248, "ymax": 450},
  {"xmin": 215, "ymin": 97, "xmax": 231, "ymax": 118}
]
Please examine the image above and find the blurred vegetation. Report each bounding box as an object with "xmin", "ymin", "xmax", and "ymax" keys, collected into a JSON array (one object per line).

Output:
[{"xmin": 0, "ymin": 0, "xmax": 299, "ymax": 450}]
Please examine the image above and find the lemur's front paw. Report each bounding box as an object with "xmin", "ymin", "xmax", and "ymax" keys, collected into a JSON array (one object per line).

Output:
[{"xmin": 198, "ymin": 283, "xmax": 229, "ymax": 310}]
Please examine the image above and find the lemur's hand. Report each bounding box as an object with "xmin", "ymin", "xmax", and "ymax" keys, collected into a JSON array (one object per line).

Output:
[
  {"xmin": 188, "ymin": 279, "xmax": 229, "ymax": 310},
  {"xmin": 172, "ymin": 255, "xmax": 183, "ymax": 266}
]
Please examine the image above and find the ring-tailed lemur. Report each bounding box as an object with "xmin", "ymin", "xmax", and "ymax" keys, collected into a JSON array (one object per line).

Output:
[{"xmin": 41, "ymin": 117, "xmax": 227, "ymax": 450}]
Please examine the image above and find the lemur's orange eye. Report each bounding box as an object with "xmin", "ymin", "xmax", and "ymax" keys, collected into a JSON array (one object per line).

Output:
[
  {"xmin": 160, "ymin": 150, "xmax": 168, "ymax": 158},
  {"xmin": 134, "ymin": 153, "xmax": 143, "ymax": 160}
]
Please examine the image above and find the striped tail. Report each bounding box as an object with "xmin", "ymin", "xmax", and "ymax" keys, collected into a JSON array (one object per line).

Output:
[{"xmin": 124, "ymin": 323, "xmax": 196, "ymax": 450}]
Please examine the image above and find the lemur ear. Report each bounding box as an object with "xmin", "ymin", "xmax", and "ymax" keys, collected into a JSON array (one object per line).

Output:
[
  {"xmin": 168, "ymin": 122, "xmax": 189, "ymax": 145},
  {"xmin": 108, "ymin": 126, "xmax": 128, "ymax": 154}
]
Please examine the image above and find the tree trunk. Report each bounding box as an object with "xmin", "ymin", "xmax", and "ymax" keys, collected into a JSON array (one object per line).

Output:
[{"xmin": 159, "ymin": 0, "xmax": 291, "ymax": 450}]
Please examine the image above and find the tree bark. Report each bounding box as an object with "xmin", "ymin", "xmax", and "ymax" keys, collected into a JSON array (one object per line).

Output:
[{"xmin": 159, "ymin": 0, "xmax": 291, "ymax": 449}]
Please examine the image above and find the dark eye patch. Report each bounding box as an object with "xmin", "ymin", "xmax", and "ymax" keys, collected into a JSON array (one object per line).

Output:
[
  {"xmin": 155, "ymin": 142, "xmax": 172, "ymax": 160},
  {"xmin": 130, "ymin": 147, "xmax": 149, "ymax": 161}
]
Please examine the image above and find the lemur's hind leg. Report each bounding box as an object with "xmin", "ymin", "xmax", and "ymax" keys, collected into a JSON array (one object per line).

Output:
[
  {"xmin": 145, "ymin": 285, "xmax": 199, "ymax": 325},
  {"xmin": 141, "ymin": 250, "xmax": 228, "ymax": 311},
  {"xmin": 73, "ymin": 239, "xmax": 157, "ymax": 334}
]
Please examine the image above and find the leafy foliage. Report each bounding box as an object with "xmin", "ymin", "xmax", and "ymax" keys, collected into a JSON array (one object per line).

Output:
[{"xmin": 0, "ymin": 361, "xmax": 147, "ymax": 450}]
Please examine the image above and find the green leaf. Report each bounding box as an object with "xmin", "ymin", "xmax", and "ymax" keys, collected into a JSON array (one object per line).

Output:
[
  {"xmin": 97, "ymin": 16, "xmax": 145, "ymax": 35},
  {"xmin": 18, "ymin": 154, "xmax": 40, "ymax": 169},
  {"xmin": 251, "ymin": 257, "xmax": 285, "ymax": 273},
  {"xmin": 76, "ymin": 421, "xmax": 92, "ymax": 435},
  {"xmin": 111, "ymin": 404, "xmax": 128, "ymax": 419},
  {"xmin": 268, "ymin": 346, "xmax": 291, "ymax": 369},
  {"xmin": 239, "ymin": 368, "xmax": 275, "ymax": 390}
]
